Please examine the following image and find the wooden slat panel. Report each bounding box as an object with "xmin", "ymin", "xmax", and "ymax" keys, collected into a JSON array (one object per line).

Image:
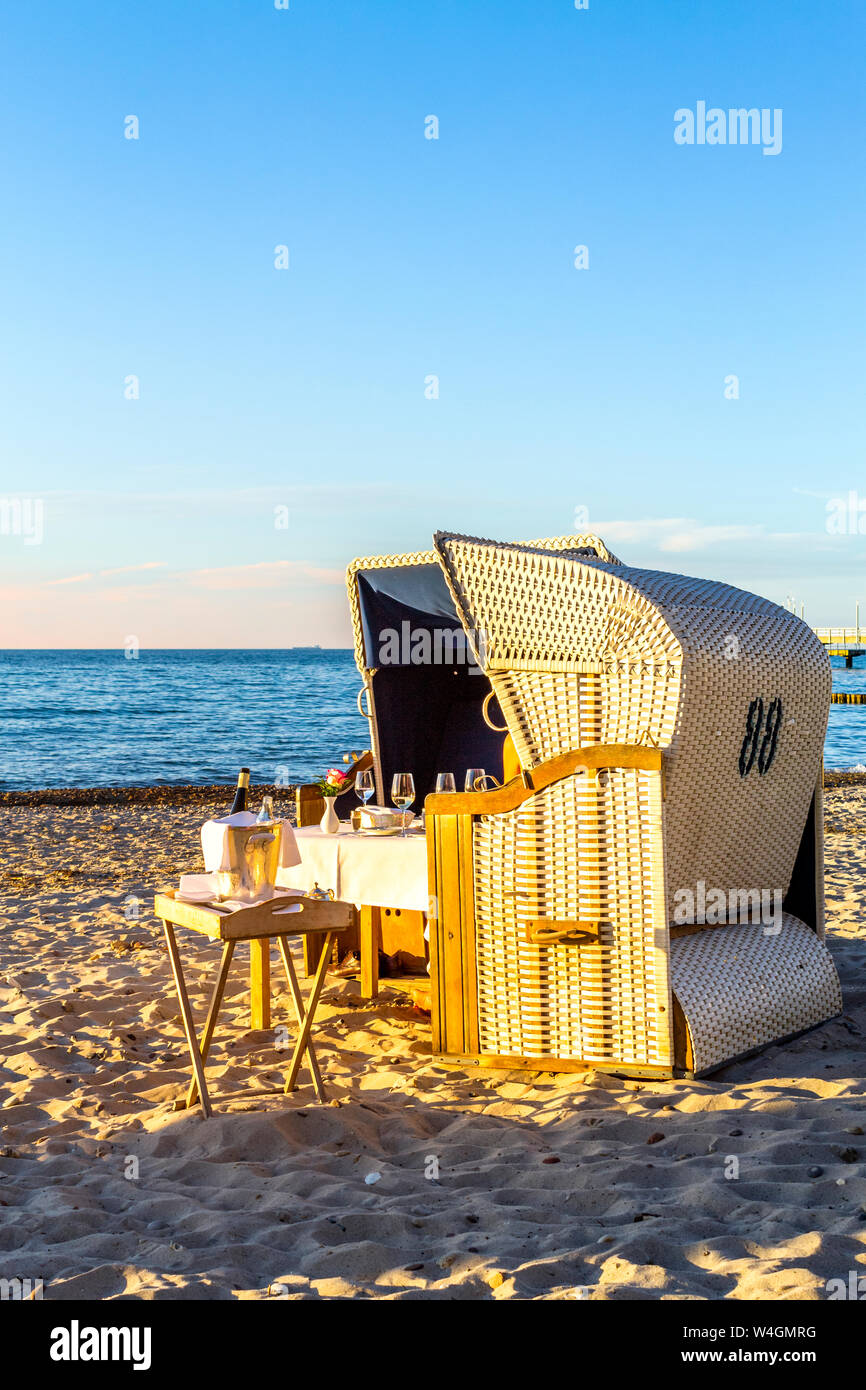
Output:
[
  {"xmin": 440, "ymin": 815, "xmax": 464, "ymax": 1055},
  {"xmin": 458, "ymin": 814, "xmax": 479, "ymax": 1054},
  {"xmin": 427, "ymin": 816, "xmax": 445, "ymax": 1053},
  {"xmin": 427, "ymin": 812, "xmax": 478, "ymax": 1055}
]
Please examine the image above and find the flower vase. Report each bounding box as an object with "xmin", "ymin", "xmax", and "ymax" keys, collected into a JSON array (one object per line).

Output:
[{"xmin": 320, "ymin": 796, "xmax": 340, "ymax": 835}]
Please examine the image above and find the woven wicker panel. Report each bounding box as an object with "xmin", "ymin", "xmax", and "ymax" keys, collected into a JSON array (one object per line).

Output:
[
  {"xmin": 616, "ymin": 568, "xmax": 830, "ymax": 911},
  {"xmin": 473, "ymin": 769, "xmax": 671, "ymax": 1065},
  {"xmin": 659, "ymin": 607, "xmax": 829, "ymax": 906},
  {"xmin": 491, "ymin": 664, "xmax": 681, "ymax": 770},
  {"xmin": 670, "ymin": 916, "xmax": 842, "ymax": 1075},
  {"xmin": 434, "ymin": 535, "xmax": 679, "ymax": 674},
  {"xmin": 346, "ymin": 533, "xmax": 621, "ymax": 674}
]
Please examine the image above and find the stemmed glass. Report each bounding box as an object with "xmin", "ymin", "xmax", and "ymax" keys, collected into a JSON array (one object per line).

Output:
[
  {"xmin": 435, "ymin": 772, "xmax": 456, "ymax": 793},
  {"xmin": 391, "ymin": 773, "xmax": 415, "ymax": 836},
  {"xmin": 355, "ymin": 768, "xmax": 375, "ymax": 832},
  {"xmin": 465, "ymin": 768, "xmax": 486, "ymax": 792}
]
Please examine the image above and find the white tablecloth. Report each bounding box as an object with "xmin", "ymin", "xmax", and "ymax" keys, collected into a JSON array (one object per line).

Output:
[{"xmin": 277, "ymin": 824, "xmax": 429, "ymax": 913}]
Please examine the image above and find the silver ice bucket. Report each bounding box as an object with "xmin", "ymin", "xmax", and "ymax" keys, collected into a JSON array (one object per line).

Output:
[{"xmin": 215, "ymin": 821, "xmax": 282, "ymax": 903}]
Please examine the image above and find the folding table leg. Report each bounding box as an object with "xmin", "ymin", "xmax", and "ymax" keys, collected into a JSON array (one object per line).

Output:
[
  {"xmin": 186, "ymin": 939, "xmax": 235, "ymax": 1110},
  {"xmin": 250, "ymin": 939, "xmax": 271, "ymax": 1029},
  {"xmin": 360, "ymin": 905, "xmax": 380, "ymax": 999},
  {"xmin": 162, "ymin": 920, "xmax": 213, "ymax": 1120},
  {"xmin": 284, "ymin": 932, "xmax": 335, "ymax": 1096},
  {"xmin": 276, "ymin": 936, "xmax": 325, "ymax": 1101}
]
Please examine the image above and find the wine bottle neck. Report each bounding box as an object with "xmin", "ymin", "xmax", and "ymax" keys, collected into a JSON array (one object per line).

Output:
[{"xmin": 230, "ymin": 767, "xmax": 251, "ymax": 813}]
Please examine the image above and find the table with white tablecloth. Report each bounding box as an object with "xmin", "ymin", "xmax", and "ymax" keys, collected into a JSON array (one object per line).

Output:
[
  {"xmin": 278, "ymin": 824, "xmax": 430, "ymax": 996},
  {"xmin": 277, "ymin": 824, "xmax": 428, "ymax": 910}
]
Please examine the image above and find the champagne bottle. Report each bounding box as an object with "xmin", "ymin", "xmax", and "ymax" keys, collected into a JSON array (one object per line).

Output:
[{"xmin": 230, "ymin": 767, "xmax": 250, "ymax": 814}]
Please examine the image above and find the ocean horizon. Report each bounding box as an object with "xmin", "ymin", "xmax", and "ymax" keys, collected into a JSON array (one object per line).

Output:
[{"xmin": 1, "ymin": 647, "xmax": 864, "ymax": 791}]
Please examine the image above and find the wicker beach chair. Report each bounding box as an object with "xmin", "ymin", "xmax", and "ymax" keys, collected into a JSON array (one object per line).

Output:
[
  {"xmin": 347, "ymin": 530, "xmax": 841, "ymax": 1077},
  {"xmin": 345, "ymin": 532, "xmax": 619, "ymax": 993}
]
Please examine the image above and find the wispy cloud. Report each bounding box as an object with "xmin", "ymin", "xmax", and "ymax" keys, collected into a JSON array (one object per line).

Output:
[
  {"xmin": 28, "ymin": 484, "xmax": 425, "ymax": 520},
  {"xmin": 20, "ymin": 559, "xmax": 343, "ymax": 595},
  {"xmin": 594, "ymin": 517, "xmax": 802, "ymax": 553},
  {"xmin": 46, "ymin": 562, "xmax": 166, "ymax": 587},
  {"xmin": 188, "ymin": 560, "xmax": 345, "ymax": 590},
  {"xmin": 98, "ymin": 561, "xmax": 166, "ymax": 578}
]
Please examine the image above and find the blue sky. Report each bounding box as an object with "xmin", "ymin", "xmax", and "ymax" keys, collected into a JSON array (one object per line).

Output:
[{"xmin": 0, "ymin": 0, "xmax": 863, "ymax": 646}]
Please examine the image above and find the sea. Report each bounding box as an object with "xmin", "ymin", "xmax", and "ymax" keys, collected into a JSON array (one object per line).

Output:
[{"xmin": 0, "ymin": 649, "xmax": 864, "ymax": 791}]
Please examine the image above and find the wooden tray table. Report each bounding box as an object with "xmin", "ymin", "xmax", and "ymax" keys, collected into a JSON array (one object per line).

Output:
[{"xmin": 154, "ymin": 890, "xmax": 352, "ymax": 1116}]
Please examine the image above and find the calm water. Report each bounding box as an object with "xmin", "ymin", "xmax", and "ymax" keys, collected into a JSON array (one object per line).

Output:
[
  {"xmin": 826, "ymin": 658, "xmax": 866, "ymax": 771},
  {"xmin": 0, "ymin": 649, "xmax": 863, "ymax": 790},
  {"xmin": 0, "ymin": 650, "xmax": 369, "ymax": 791}
]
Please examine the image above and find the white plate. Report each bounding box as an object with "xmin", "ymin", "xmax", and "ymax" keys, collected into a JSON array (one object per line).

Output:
[{"xmin": 362, "ymin": 826, "xmax": 402, "ymax": 837}]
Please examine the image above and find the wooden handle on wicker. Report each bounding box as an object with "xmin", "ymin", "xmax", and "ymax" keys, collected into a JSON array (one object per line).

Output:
[
  {"xmin": 425, "ymin": 744, "xmax": 663, "ymax": 816},
  {"xmin": 525, "ymin": 919, "xmax": 601, "ymax": 946}
]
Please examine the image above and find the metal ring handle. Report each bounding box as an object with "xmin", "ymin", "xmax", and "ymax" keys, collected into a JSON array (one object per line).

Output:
[
  {"xmin": 482, "ymin": 690, "xmax": 509, "ymax": 733},
  {"xmin": 356, "ymin": 685, "xmax": 373, "ymax": 719}
]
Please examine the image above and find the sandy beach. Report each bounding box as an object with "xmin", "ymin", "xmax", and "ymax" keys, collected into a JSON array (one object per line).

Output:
[{"xmin": 0, "ymin": 782, "xmax": 864, "ymax": 1302}]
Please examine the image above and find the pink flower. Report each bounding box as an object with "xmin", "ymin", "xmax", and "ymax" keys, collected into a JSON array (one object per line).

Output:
[{"xmin": 325, "ymin": 768, "xmax": 347, "ymax": 786}]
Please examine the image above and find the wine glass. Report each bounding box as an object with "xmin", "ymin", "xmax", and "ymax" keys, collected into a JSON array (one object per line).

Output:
[
  {"xmin": 465, "ymin": 768, "xmax": 486, "ymax": 792},
  {"xmin": 354, "ymin": 768, "xmax": 375, "ymax": 832},
  {"xmin": 391, "ymin": 773, "xmax": 415, "ymax": 836},
  {"xmin": 435, "ymin": 772, "xmax": 456, "ymax": 794},
  {"xmin": 356, "ymin": 768, "xmax": 375, "ymax": 804}
]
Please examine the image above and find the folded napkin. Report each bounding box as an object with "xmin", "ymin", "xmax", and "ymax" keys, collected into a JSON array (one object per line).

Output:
[
  {"xmin": 178, "ymin": 872, "xmax": 218, "ymax": 898},
  {"xmin": 177, "ymin": 873, "xmax": 306, "ymax": 910},
  {"xmin": 358, "ymin": 804, "xmax": 407, "ymax": 830},
  {"xmin": 201, "ymin": 812, "xmax": 301, "ymax": 873}
]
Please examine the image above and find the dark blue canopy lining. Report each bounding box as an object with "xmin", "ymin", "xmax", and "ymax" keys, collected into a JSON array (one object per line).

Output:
[
  {"xmin": 357, "ymin": 565, "xmax": 460, "ymax": 670},
  {"xmin": 354, "ymin": 565, "xmax": 505, "ymax": 801}
]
